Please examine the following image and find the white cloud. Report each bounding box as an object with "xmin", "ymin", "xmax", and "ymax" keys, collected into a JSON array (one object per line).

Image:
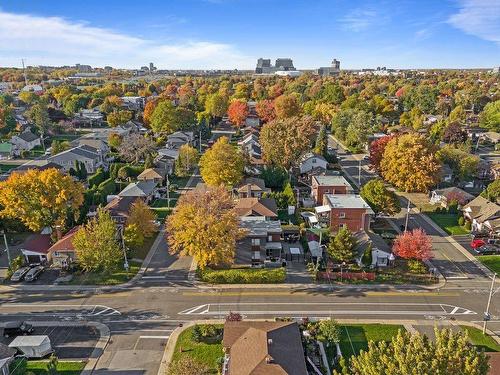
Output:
[
  {"xmin": 340, "ymin": 7, "xmax": 386, "ymax": 32},
  {"xmin": 0, "ymin": 10, "xmax": 252, "ymax": 68},
  {"xmin": 448, "ymin": 0, "xmax": 500, "ymax": 44}
]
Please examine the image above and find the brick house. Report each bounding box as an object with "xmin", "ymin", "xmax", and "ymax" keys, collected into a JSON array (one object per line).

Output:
[
  {"xmin": 311, "ymin": 175, "xmax": 353, "ymax": 205},
  {"xmin": 316, "ymin": 194, "xmax": 374, "ymax": 232},
  {"xmin": 46, "ymin": 227, "xmax": 80, "ymax": 268}
]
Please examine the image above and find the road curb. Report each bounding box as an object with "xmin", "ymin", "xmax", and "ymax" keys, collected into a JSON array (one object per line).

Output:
[
  {"xmin": 158, "ymin": 318, "xmax": 500, "ymax": 375},
  {"xmin": 27, "ymin": 320, "xmax": 110, "ymax": 375}
]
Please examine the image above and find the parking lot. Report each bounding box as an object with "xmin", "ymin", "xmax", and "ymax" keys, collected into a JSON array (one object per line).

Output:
[{"xmin": 1, "ymin": 325, "xmax": 98, "ymax": 360}]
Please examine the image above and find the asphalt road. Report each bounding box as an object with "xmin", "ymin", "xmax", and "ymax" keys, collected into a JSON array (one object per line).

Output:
[{"xmin": 0, "ymin": 139, "xmax": 498, "ymax": 374}]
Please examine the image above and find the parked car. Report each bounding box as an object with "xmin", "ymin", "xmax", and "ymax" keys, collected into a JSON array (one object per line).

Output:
[
  {"xmin": 24, "ymin": 266, "xmax": 44, "ymax": 282},
  {"xmin": 471, "ymin": 239, "xmax": 486, "ymax": 249},
  {"xmin": 10, "ymin": 266, "xmax": 31, "ymax": 282},
  {"xmin": 475, "ymin": 245, "xmax": 500, "ymax": 255},
  {"xmin": 2, "ymin": 321, "xmax": 34, "ymax": 338}
]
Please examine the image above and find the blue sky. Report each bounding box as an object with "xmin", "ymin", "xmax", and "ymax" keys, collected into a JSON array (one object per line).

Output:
[{"xmin": 0, "ymin": 0, "xmax": 499, "ymax": 69}]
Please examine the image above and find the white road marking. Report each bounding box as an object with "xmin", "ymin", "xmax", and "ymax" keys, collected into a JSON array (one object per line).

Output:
[
  {"xmin": 142, "ymin": 276, "xmax": 165, "ymax": 279},
  {"xmin": 0, "ymin": 303, "xmax": 121, "ymax": 316},
  {"xmin": 179, "ymin": 303, "xmax": 476, "ymax": 316},
  {"xmin": 138, "ymin": 335, "xmax": 170, "ymax": 339}
]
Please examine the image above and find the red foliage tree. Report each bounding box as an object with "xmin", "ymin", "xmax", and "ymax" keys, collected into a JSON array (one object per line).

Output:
[
  {"xmin": 256, "ymin": 99, "xmax": 276, "ymax": 123},
  {"xmin": 142, "ymin": 98, "xmax": 159, "ymax": 126},
  {"xmin": 227, "ymin": 100, "xmax": 248, "ymax": 128},
  {"xmin": 369, "ymin": 135, "xmax": 396, "ymax": 172},
  {"xmin": 392, "ymin": 228, "xmax": 433, "ymax": 261}
]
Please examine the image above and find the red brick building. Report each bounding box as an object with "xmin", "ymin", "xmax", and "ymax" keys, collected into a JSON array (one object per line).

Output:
[
  {"xmin": 316, "ymin": 194, "xmax": 374, "ymax": 233},
  {"xmin": 311, "ymin": 175, "xmax": 353, "ymax": 205}
]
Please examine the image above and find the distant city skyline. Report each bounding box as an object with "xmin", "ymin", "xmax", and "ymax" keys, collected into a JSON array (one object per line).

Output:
[{"xmin": 0, "ymin": 0, "xmax": 499, "ymax": 70}]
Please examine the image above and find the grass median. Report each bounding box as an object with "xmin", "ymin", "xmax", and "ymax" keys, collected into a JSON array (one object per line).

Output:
[
  {"xmin": 68, "ymin": 260, "xmax": 142, "ymax": 285},
  {"xmin": 10, "ymin": 359, "xmax": 86, "ymax": 375}
]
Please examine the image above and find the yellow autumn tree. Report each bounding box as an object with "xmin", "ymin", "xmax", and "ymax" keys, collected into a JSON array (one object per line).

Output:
[
  {"xmin": 166, "ymin": 186, "xmax": 245, "ymax": 269},
  {"xmin": 199, "ymin": 136, "xmax": 244, "ymax": 187},
  {"xmin": 0, "ymin": 168, "xmax": 84, "ymax": 232},
  {"xmin": 380, "ymin": 133, "xmax": 441, "ymax": 193},
  {"xmin": 127, "ymin": 199, "xmax": 157, "ymax": 238}
]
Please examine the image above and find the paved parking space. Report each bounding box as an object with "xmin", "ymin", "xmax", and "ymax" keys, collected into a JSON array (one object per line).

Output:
[{"xmin": 1, "ymin": 325, "xmax": 98, "ymax": 360}]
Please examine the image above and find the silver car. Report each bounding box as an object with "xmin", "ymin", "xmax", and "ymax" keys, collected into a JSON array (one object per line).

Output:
[
  {"xmin": 10, "ymin": 266, "xmax": 31, "ymax": 282},
  {"xmin": 24, "ymin": 266, "xmax": 44, "ymax": 282}
]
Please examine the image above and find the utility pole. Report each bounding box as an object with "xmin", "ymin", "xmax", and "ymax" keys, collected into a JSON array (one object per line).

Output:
[
  {"xmin": 120, "ymin": 226, "xmax": 129, "ymax": 277},
  {"xmin": 1, "ymin": 230, "xmax": 11, "ymax": 265},
  {"xmin": 404, "ymin": 198, "xmax": 411, "ymax": 232},
  {"xmin": 483, "ymin": 273, "xmax": 497, "ymax": 334},
  {"xmin": 166, "ymin": 174, "xmax": 170, "ymax": 209},
  {"xmin": 358, "ymin": 159, "xmax": 362, "ymax": 187},
  {"xmin": 199, "ymin": 129, "xmax": 202, "ymax": 153}
]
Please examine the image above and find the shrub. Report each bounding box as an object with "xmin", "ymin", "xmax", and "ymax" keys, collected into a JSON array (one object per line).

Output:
[
  {"xmin": 362, "ymin": 244, "xmax": 373, "ymax": 266},
  {"xmin": 464, "ymin": 220, "xmax": 471, "ymax": 230},
  {"xmin": 458, "ymin": 216, "xmax": 465, "ymax": 226},
  {"xmin": 407, "ymin": 259, "xmax": 427, "ymax": 274},
  {"xmin": 98, "ymin": 178, "xmax": 116, "ymax": 197},
  {"xmin": 226, "ymin": 312, "xmax": 242, "ymax": 321},
  {"xmin": 199, "ymin": 267, "xmax": 286, "ymax": 284},
  {"xmin": 88, "ymin": 168, "xmax": 107, "ymax": 187}
]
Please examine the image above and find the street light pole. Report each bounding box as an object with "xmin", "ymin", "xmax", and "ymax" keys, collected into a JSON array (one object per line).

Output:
[
  {"xmin": 166, "ymin": 174, "xmax": 170, "ymax": 209},
  {"xmin": 358, "ymin": 159, "xmax": 361, "ymax": 187},
  {"xmin": 120, "ymin": 226, "xmax": 129, "ymax": 277},
  {"xmin": 404, "ymin": 198, "xmax": 411, "ymax": 232},
  {"xmin": 483, "ymin": 273, "xmax": 497, "ymax": 334}
]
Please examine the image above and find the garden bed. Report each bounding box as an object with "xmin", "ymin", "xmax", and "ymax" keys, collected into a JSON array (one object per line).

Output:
[{"xmin": 198, "ymin": 266, "xmax": 286, "ymax": 284}]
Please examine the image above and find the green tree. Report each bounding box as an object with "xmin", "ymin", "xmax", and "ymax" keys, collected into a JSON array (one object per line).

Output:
[
  {"xmin": 336, "ymin": 328, "xmax": 489, "ymax": 375},
  {"xmin": 51, "ymin": 140, "xmax": 71, "ymax": 155},
  {"xmin": 479, "ymin": 100, "xmax": 500, "ymax": 132},
  {"xmin": 327, "ymin": 227, "xmax": 357, "ymax": 263},
  {"xmin": 318, "ymin": 319, "xmax": 340, "ymax": 343},
  {"xmin": 261, "ymin": 166, "xmax": 288, "ymax": 189},
  {"xmin": 175, "ymin": 144, "xmax": 199, "ymax": 177},
  {"xmin": 150, "ymin": 100, "xmax": 194, "ymax": 134},
  {"xmin": 124, "ymin": 223, "xmax": 144, "ymax": 247},
  {"xmin": 47, "ymin": 354, "xmax": 58, "ymax": 375},
  {"xmin": 199, "ymin": 137, "xmax": 244, "ymax": 187},
  {"xmin": 313, "ymin": 124, "xmax": 328, "ymax": 156},
  {"xmin": 482, "ymin": 179, "xmax": 500, "ymax": 203},
  {"xmin": 26, "ymin": 103, "xmax": 50, "ymax": 145},
  {"xmin": 73, "ymin": 208, "xmax": 122, "ymax": 273},
  {"xmin": 205, "ymin": 93, "xmax": 229, "ymax": 120},
  {"xmin": 360, "ymin": 179, "xmax": 401, "ymax": 215}
]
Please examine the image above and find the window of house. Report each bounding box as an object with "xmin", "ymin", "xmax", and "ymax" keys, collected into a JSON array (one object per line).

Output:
[
  {"xmin": 312, "ymin": 158, "xmax": 316, "ymax": 163},
  {"xmin": 339, "ymin": 223, "xmax": 347, "ymax": 229},
  {"xmin": 339, "ymin": 212, "xmax": 346, "ymax": 218},
  {"xmin": 252, "ymin": 238, "xmax": 260, "ymax": 246},
  {"xmin": 268, "ymin": 235, "xmax": 273, "ymax": 242}
]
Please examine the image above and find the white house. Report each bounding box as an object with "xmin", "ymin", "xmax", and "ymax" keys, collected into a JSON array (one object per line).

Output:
[
  {"xmin": 299, "ymin": 152, "xmax": 328, "ymax": 174},
  {"xmin": 48, "ymin": 145, "xmax": 105, "ymax": 174}
]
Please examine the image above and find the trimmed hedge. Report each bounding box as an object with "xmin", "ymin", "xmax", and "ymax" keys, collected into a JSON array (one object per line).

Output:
[
  {"xmin": 98, "ymin": 178, "xmax": 116, "ymax": 196},
  {"xmin": 88, "ymin": 167, "xmax": 107, "ymax": 187},
  {"xmin": 198, "ymin": 267, "xmax": 286, "ymax": 284}
]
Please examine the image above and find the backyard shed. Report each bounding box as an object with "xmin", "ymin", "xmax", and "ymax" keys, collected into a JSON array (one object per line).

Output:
[{"xmin": 8, "ymin": 335, "xmax": 53, "ymax": 358}]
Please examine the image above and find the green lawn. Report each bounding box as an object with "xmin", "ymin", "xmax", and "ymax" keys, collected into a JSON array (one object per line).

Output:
[
  {"xmin": 10, "ymin": 359, "xmax": 86, "ymax": 375},
  {"xmin": 461, "ymin": 326, "xmax": 500, "ymax": 352},
  {"xmin": 338, "ymin": 324, "xmax": 405, "ymax": 358},
  {"xmin": 69, "ymin": 260, "xmax": 141, "ymax": 285},
  {"xmin": 477, "ymin": 255, "xmax": 500, "ymax": 274},
  {"xmin": 151, "ymin": 198, "xmax": 177, "ymax": 208},
  {"xmin": 172, "ymin": 325, "xmax": 223, "ymax": 374},
  {"xmin": 152, "ymin": 207, "xmax": 173, "ymax": 221},
  {"xmin": 426, "ymin": 213, "xmax": 469, "ymax": 235},
  {"xmin": 169, "ymin": 175, "xmax": 191, "ymax": 189},
  {"xmin": 0, "ymin": 163, "xmax": 23, "ymax": 172},
  {"xmin": 129, "ymin": 231, "xmax": 159, "ymax": 260}
]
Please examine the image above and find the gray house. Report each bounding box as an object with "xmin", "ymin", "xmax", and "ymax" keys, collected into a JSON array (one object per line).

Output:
[{"xmin": 48, "ymin": 145, "xmax": 105, "ymax": 174}]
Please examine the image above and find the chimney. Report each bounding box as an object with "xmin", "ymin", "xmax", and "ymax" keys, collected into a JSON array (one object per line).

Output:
[{"xmin": 55, "ymin": 226, "xmax": 62, "ymax": 241}]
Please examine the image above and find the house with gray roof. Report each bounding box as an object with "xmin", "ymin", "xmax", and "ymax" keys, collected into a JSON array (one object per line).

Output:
[
  {"xmin": 11, "ymin": 130, "xmax": 41, "ymax": 155},
  {"xmin": 238, "ymin": 220, "xmax": 282, "ymax": 266},
  {"xmin": 118, "ymin": 180, "xmax": 158, "ymax": 203},
  {"xmin": 463, "ymin": 195, "xmax": 500, "ymax": 234},
  {"xmin": 317, "ymin": 194, "xmax": 374, "ymax": 233},
  {"xmin": 48, "ymin": 145, "xmax": 105, "ymax": 174}
]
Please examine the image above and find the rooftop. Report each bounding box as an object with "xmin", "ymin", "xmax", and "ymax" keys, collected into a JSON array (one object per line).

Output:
[
  {"xmin": 312, "ymin": 175, "xmax": 352, "ymax": 187},
  {"xmin": 324, "ymin": 194, "xmax": 374, "ymax": 212},
  {"xmin": 240, "ymin": 219, "xmax": 282, "ymax": 236}
]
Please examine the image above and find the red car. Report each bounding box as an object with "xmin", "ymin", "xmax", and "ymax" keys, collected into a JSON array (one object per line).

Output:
[{"xmin": 471, "ymin": 239, "xmax": 486, "ymax": 249}]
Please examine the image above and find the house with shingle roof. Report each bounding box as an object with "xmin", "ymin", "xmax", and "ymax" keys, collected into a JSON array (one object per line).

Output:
[
  {"xmin": 104, "ymin": 196, "xmax": 140, "ymax": 227},
  {"xmin": 118, "ymin": 180, "xmax": 158, "ymax": 203},
  {"xmin": 11, "ymin": 130, "xmax": 41, "ymax": 155},
  {"xmin": 48, "ymin": 145, "xmax": 105, "ymax": 174},
  {"xmin": 222, "ymin": 321, "xmax": 307, "ymax": 375},
  {"xmin": 137, "ymin": 168, "xmax": 165, "ymax": 184},
  {"xmin": 47, "ymin": 226, "xmax": 80, "ymax": 268},
  {"xmin": 234, "ymin": 177, "xmax": 270, "ymax": 198},
  {"xmin": 463, "ymin": 195, "xmax": 500, "ymax": 234},
  {"xmin": 20, "ymin": 234, "xmax": 51, "ymax": 264},
  {"xmin": 235, "ymin": 197, "xmax": 278, "ymax": 221}
]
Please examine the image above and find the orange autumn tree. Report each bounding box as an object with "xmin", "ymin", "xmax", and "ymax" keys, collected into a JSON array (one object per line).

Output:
[
  {"xmin": 392, "ymin": 229, "xmax": 432, "ymax": 261},
  {"xmin": 0, "ymin": 168, "xmax": 84, "ymax": 232},
  {"xmin": 227, "ymin": 99, "xmax": 248, "ymax": 128},
  {"xmin": 166, "ymin": 186, "xmax": 245, "ymax": 269}
]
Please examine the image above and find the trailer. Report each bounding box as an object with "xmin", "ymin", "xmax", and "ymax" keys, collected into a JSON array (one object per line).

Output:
[{"xmin": 8, "ymin": 335, "xmax": 53, "ymax": 358}]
